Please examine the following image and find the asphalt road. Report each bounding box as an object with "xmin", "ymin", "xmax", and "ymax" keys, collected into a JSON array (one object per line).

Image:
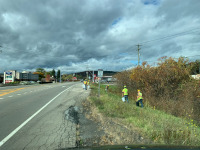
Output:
[{"xmin": 0, "ymin": 82, "xmax": 90, "ymax": 150}]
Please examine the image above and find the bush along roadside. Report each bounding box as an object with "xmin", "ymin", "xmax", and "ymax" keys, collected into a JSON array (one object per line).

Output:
[
  {"xmin": 89, "ymin": 83, "xmax": 200, "ymax": 146},
  {"xmin": 115, "ymin": 57, "xmax": 200, "ymax": 126},
  {"xmin": 4, "ymin": 81, "xmax": 20, "ymax": 86}
]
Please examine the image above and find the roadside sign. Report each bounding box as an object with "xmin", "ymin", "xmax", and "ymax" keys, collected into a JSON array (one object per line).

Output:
[
  {"xmin": 98, "ymin": 69, "xmax": 103, "ymax": 97},
  {"xmin": 4, "ymin": 71, "xmax": 14, "ymax": 84},
  {"xmin": 98, "ymin": 69, "xmax": 103, "ymax": 77}
]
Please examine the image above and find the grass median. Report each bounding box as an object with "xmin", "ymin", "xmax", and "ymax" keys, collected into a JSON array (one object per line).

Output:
[{"xmin": 88, "ymin": 83, "xmax": 200, "ymax": 146}]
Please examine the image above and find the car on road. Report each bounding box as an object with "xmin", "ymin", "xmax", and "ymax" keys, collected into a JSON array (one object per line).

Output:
[
  {"xmin": 29, "ymin": 81, "xmax": 36, "ymax": 84},
  {"xmin": 20, "ymin": 81, "xmax": 30, "ymax": 85},
  {"xmin": 37, "ymin": 80, "xmax": 41, "ymax": 83}
]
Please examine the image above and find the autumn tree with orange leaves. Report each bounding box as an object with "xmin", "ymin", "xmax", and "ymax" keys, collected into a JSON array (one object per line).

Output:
[{"xmin": 115, "ymin": 57, "xmax": 200, "ymax": 123}]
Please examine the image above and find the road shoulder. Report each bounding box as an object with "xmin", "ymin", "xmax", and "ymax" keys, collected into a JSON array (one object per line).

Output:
[{"xmin": 79, "ymin": 99, "xmax": 152, "ymax": 147}]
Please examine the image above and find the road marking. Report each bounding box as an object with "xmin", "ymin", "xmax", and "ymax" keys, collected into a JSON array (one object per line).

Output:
[
  {"xmin": 0, "ymin": 88, "xmax": 25, "ymax": 97},
  {"xmin": 0, "ymin": 98, "xmax": 3, "ymax": 99},
  {"xmin": 0, "ymin": 90, "xmax": 13, "ymax": 91},
  {"xmin": 0, "ymin": 85, "xmax": 74, "ymax": 147},
  {"xmin": 8, "ymin": 96, "xmax": 13, "ymax": 97},
  {"xmin": 17, "ymin": 94, "xmax": 21, "ymax": 95}
]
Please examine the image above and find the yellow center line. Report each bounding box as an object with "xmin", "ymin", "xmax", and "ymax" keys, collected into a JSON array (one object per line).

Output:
[
  {"xmin": 0, "ymin": 90, "xmax": 14, "ymax": 91},
  {"xmin": 0, "ymin": 88, "xmax": 25, "ymax": 97}
]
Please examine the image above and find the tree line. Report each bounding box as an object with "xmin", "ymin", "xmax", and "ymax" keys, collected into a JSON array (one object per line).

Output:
[{"xmin": 33, "ymin": 68, "xmax": 60, "ymax": 81}]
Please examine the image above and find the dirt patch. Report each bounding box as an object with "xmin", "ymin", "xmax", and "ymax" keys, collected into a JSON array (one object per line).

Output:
[{"xmin": 80, "ymin": 99, "xmax": 152, "ymax": 146}]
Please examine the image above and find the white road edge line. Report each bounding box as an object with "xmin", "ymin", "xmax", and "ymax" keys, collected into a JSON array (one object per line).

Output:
[{"xmin": 0, "ymin": 85, "xmax": 74, "ymax": 147}]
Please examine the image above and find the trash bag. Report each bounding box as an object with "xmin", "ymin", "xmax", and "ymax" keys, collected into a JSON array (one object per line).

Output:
[
  {"xmin": 88, "ymin": 85, "xmax": 90, "ymax": 89},
  {"xmin": 122, "ymin": 97, "xmax": 125, "ymax": 102},
  {"xmin": 82, "ymin": 84, "xmax": 85, "ymax": 89}
]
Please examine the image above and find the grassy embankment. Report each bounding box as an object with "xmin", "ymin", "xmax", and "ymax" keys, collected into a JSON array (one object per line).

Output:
[{"xmin": 89, "ymin": 83, "xmax": 200, "ymax": 146}]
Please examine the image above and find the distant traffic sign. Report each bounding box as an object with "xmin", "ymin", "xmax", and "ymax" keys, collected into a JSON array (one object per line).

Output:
[{"xmin": 98, "ymin": 69, "xmax": 103, "ymax": 77}]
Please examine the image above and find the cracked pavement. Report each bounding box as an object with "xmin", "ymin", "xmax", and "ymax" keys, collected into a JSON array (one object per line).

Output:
[{"xmin": 0, "ymin": 82, "xmax": 90, "ymax": 150}]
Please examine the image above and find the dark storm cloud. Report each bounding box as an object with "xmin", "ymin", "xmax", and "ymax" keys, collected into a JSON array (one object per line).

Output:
[{"xmin": 0, "ymin": 0, "xmax": 199, "ymax": 73}]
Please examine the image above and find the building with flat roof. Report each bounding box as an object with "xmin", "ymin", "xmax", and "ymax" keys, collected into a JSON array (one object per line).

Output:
[
  {"xmin": 16, "ymin": 72, "xmax": 39, "ymax": 81},
  {"xmin": 3, "ymin": 70, "xmax": 39, "ymax": 84}
]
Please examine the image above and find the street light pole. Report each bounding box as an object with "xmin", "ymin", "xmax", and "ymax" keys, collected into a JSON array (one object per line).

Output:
[
  {"xmin": 60, "ymin": 70, "xmax": 61, "ymax": 83},
  {"xmin": 0, "ymin": 45, "xmax": 2, "ymax": 53},
  {"xmin": 93, "ymin": 70, "xmax": 94, "ymax": 83},
  {"xmin": 98, "ymin": 69, "xmax": 103, "ymax": 97},
  {"xmin": 136, "ymin": 44, "xmax": 142, "ymax": 66},
  {"xmin": 98, "ymin": 77, "xmax": 100, "ymax": 97}
]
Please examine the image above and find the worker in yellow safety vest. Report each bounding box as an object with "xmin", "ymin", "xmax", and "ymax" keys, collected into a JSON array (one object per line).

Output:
[
  {"xmin": 105, "ymin": 85, "xmax": 109, "ymax": 92},
  {"xmin": 83, "ymin": 79, "xmax": 87, "ymax": 90},
  {"xmin": 122, "ymin": 85, "xmax": 129, "ymax": 103},
  {"xmin": 136, "ymin": 89, "xmax": 144, "ymax": 107}
]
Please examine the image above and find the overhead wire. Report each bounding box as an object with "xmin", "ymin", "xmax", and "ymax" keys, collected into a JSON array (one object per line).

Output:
[
  {"xmin": 0, "ymin": 27, "xmax": 200, "ymax": 71},
  {"xmin": 140, "ymin": 27, "xmax": 200, "ymax": 45}
]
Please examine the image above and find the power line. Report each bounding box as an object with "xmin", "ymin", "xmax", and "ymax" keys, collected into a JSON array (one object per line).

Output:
[
  {"xmin": 0, "ymin": 45, "xmax": 2, "ymax": 53},
  {"xmin": 140, "ymin": 27, "xmax": 200, "ymax": 45},
  {"xmin": 186, "ymin": 55, "xmax": 200, "ymax": 58},
  {"xmin": 136, "ymin": 44, "xmax": 142, "ymax": 66},
  {"xmin": 125, "ymin": 28, "xmax": 200, "ymax": 53}
]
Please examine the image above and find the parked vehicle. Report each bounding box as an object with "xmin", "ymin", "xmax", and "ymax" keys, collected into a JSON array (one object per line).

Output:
[
  {"xmin": 20, "ymin": 81, "xmax": 30, "ymax": 85},
  {"xmin": 29, "ymin": 81, "xmax": 36, "ymax": 84}
]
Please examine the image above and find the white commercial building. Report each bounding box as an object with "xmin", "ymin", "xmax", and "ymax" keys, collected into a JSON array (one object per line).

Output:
[{"xmin": 3, "ymin": 70, "xmax": 39, "ymax": 84}]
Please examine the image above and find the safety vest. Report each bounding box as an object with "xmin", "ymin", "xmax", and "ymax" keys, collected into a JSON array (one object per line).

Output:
[
  {"xmin": 84, "ymin": 81, "xmax": 87, "ymax": 85},
  {"xmin": 137, "ymin": 92, "xmax": 143, "ymax": 101},
  {"xmin": 122, "ymin": 88, "xmax": 128, "ymax": 96},
  {"xmin": 87, "ymin": 81, "xmax": 90, "ymax": 85}
]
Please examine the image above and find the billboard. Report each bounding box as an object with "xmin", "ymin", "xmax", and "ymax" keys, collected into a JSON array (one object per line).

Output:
[{"xmin": 4, "ymin": 71, "xmax": 14, "ymax": 84}]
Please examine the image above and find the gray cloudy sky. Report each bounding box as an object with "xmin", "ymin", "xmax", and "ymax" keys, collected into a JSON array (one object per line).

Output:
[{"xmin": 0, "ymin": 0, "xmax": 200, "ymax": 73}]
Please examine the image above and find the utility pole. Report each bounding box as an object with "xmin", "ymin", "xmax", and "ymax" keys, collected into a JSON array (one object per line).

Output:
[
  {"xmin": 60, "ymin": 70, "xmax": 61, "ymax": 83},
  {"xmin": 98, "ymin": 69, "xmax": 103, "ymax": 97},
  {"xmin": 93, "ymin": 70, "xmax": 94, "ymax": 83},
  {"xmin": 0, "ymin": 45, "xmax": 2, "ymax": 53},
  {"xmin": 86, "ymin": 65, "xmax": 89, "ymax": 79},
  {"xmin": 136, "ymin": 44, "xmax": 142, "ymax": 66}
]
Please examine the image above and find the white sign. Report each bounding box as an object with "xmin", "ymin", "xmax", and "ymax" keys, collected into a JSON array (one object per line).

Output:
[
  {"xmin": 98, "ymin": 69, "xmax": 103, "ymax": 77},
  {"xmin": 4, "ymin": 71, "xmax": 14, "ymax": 84}
]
